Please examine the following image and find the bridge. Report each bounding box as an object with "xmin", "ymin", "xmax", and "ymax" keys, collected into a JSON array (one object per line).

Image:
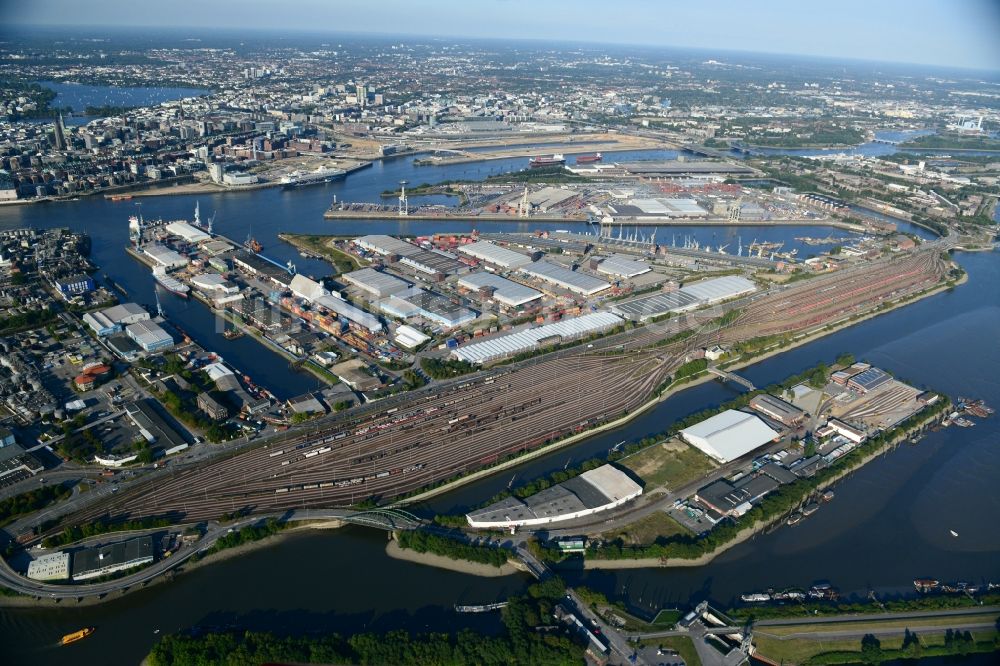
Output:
[
  {"xmin": 872, "ymin": 138, "xmax": 901, "ymax": 145},
  {"xmin": 707, "ymin": 367, "xmax": 756, "ymax": 390},
  {"xmin": 338, "ymin": 508, "xmax": 424, "ymax": 531},
  {"xmin": 680, "ymin": 143, "xmax": 732, "ymax": 159}
]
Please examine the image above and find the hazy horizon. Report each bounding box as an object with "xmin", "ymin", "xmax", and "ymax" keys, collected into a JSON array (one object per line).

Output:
[{"xmin": 3, "ymin": 0, "xmax": 1000, "ymax": 72}]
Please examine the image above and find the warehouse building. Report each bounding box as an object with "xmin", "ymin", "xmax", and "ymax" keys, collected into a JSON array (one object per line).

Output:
[
  {"xmin": 466, "ymin": 464, "xmax": 642, "ymax": 528},
  {"xmin": 847, "ymin": 367, "xmax": 892, "ymax": 394},
  {"xmin": 342, "ymin": 267, "xmax": 410, "ymax": 298},
  {"xmin": 233, "ymin": 251, "xmax": 294, "ymax": 287},
  {"xmin": 379, "ymin": 287, "xmax": 476, "ymax": 329},
  {"xmin": 197, "ymin": 392, "xmax": 229, "ymax": 421},
  {"xmin": 165, "ymin": 221, "xmax": 211, "ymax": 244},
  {"xmin": 749, "ymin": 394, "xmax": 806, "ymax": 427},
  {"xmin": 611, "ymin": 289, "xmax": 700, "ymax": 321},
  {"xmin": 394, "ymin": 324, "xmax": 430, "ymax": 350},
  {"xmin": 680, "ymin": 409, "xmax": 779, "ymax": 463},
  {"xmin": 83, "ymin": 302, "xmax": 150, "ymax": 336},
  {"xmin": 458, "ymin": 241, "xmax": 532, "ymax": 269},
  {"xmin": 458, "ymin": 272, "xmax": 543, "ymax": 308},
  {"xmin": 27, "ymin": 551, "xmax": 70, "ymax": 582},
  {"xmin": 452, "ymin": 311, "xmax": 622, "ymax": 365},
  {"xmin": 594, "ymin": 255, "xmax": 651, "ymax": 278},
  {"xmin": 695, "ymin": 474, "xmax": 780, "ymax": 517},
  {"xmin": 289, "ymin": 274, "xmax": 383, "ymax": 334},
  {"xmin": 680, "ymin": 275, "xmax": 756, "ymax": 304},
  {"xmin": 354, "ymin": 235, "xmax": 466, "ymax": 276},
  {"xmin": 142, "ymin": 244, "xmax": 189, "ymax": 270},
  {"xmin": 191, "ymin": 273, "xmax": 240, "ymax": 296},
  {"xmin": 125, "ymin": 399, "xmax": 189, "ymax": 455},
  {"xmin": 71, "ymin": 535, "xmax": 154, "ymax": 581},
  {"xmin": 520, "ymin": 260, "xmax": 610, "ymax": 296},
  {"xmin": 608, "ymin": 197, "xmax": 709, "ymax": 219},
  {"xmin": 524, "ymin": 186, "xmax": 580, "ymax": 212},
  {"xmin": 125, "ymin": 320, "xmax": 174, "ymax": 353}
]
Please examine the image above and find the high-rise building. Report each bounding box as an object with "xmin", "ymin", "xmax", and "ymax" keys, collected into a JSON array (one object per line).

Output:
[
  {"xmin": 52, "ymin": 114, "xmax": 66, "ymax": 151},
  {"xmin": 356, "ymin": 83, "xmax": 367, "ymax": 107}
]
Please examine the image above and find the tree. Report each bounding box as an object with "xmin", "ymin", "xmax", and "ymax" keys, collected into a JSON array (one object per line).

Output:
[{"xmin": 860, "ymin": 633, "xmax": 883, "ymax": 664}]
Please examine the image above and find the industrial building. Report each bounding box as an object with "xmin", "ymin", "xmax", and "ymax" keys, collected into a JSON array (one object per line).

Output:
[
  {"xmin": 379, "ymin": 287, "xmax": 477, "ymax": 329},
  {"xmin": 233, "ymin": 251, "xmax": 294, "ymax": 287},
  {"xmin": 457, "ymin": 241, "xmax": 532, "ymax": 269},
  {"xmin": 466, "ymin": 464, "xmax": 643, "ymax": 528},
  {"xmin": 452, "ymin": 311, "xmax": 622, "ymax": 365},
  {"xmin": 611, "ymin": 289, "xmax": 700, "ymax": 321},
  {"xmin": 593, "ymin": 255, "xmax": 651, "ymax": 278},
  {"xmin": 522, "ymin": 186, "xmax": 580, "ymax": 212},
  {"xmin": 680, "ymin": 275, "xmax": 756, "ymax": 304},
  {"xmin": 607, "ymin": 197, "xmax": 709, "ymax": 220},
  {"xmin": 0, "ymin": 444, "xmax": 44, "ymax": 485},
  {"xmin": 695, "ymin": 474, "xmax": 780, "ymax": 517},
  {"xmin": 71, "ymin": 535, "xmax": 154, "ymax": 581},
  {"xmin": 83, "ymin": 302, "xmax": 150, "ymax": 336},
  {"xmin": 26, "ymin": 551, "xmax": 70, "ymax": 581},
  {"xmin": 125, "ymin": 320, "xmax": 174, "ymax": 352},
  {"xmin": 125, "ymin": 399, "xmax": 189, "ymax": 455},
  {"xmin": 847, "ymin": 367, "xmax": 893, "ymax": 394},
  {"xmin": 457, "ymin": 272, "xmax": 543, "ymax": 308},
  {"xmin": 142, "ymin": 244, "xmax": 189, "ymax": 270},
  {"xmin": 54, "ymin": 273, "xmax": 95, "ymax": 296},
  {"xmin": 342, "ymin": 267, "xmax": 410, "ymax": 298},
  {"xmin": 749, "ymin": 394, "xmax": 806, "ymax": 426},
  {"xmin": 354, "ymin": 234, "xmax": 466, "ymax": 277},
  {"xmin": 393, "ymin": 324, "xmax": 430, "ymax": 349},
  {"xmin": 165, "ymin": 221, "xmax": 211, "ymax": 244},
  {"xmin": 197, "ymin": 392, "xmax": 229, "ymax": 420},
  {"xmin": 617, "ymin": 161, "xmax": 756, "ymax": 178},
  {"xmin": 191, "ymin": 273, "xmax": 240, "ymax": 296},
  {"xmin": 290, "ymin": 274, "xmax": 384, "ymax": 334},
  {"xmin": 520, "ymin": 260, "xmax": 610, "ymax": 296},
  {"xmin": 680, "ymin": 409, "xmax": 779, "ymax": 463}
]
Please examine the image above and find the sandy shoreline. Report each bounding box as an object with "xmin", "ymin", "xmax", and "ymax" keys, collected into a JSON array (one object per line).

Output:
[{"xmin": 384, "ymin": 539, "xmax": 527, "ymax": 578}]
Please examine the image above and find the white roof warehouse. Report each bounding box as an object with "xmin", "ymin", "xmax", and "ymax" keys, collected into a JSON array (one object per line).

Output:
[{"xmin": 680, "ymin": 409, "xmax": 780, "ymax": 463}]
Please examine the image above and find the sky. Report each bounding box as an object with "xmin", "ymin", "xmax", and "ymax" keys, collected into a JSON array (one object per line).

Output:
[{"xmin": 4, "ymin": 0, "xmax": 1000, "ymax": 71}]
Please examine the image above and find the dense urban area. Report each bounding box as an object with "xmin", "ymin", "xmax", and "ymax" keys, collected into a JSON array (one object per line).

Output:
[{"xmin": 0, "ymin": 22, "xmax": 998, "ymax": 666}]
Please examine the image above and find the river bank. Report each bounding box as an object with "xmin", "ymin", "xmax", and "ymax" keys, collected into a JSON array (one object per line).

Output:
[{"xmin": 384, "ymin": 539, "xmax": 526, "ymax": 578}]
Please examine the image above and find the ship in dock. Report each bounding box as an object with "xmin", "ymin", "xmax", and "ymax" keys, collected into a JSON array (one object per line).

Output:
[
  {"xmin": 152, "ymin": 266, "xmax": 189, "ymax": 298},
  {"xmin": 914, "ymin": 578, "xmax": 940, "ymax": 592},
  {"xmin": 280, "ymin": 165, "xmax": 347, "ymax": 188},
  {"xmin": 575, "ymin": 152, "xmax": 602, "ymax": 164},
  {"xmin": 529, "ymin": 154, "xmax": 565, "ymax": 168}
]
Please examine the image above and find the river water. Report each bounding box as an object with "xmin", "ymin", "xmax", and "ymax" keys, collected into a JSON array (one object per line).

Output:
[{"xmin": 0, "ymin": 150, "xmax": 997, "ymax": 663}]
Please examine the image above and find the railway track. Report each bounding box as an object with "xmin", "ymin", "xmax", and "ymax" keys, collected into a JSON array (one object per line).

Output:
[{"xmin": 58, "ymin": 249, "xmax": 947, "ymax": 529}]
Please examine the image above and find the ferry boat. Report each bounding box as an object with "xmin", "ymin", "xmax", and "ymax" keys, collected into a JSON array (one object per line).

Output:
[
  {"xmin": 61, "ymin": 627, "xmax": 95, "ymax": 645},
  {"xmin": 528, "ymin": 154, "xmax": 565, "ymax": 168},
  {"xmin": 575, "ymin": 152, "xmax": 602, "ymax": 164},
  {"xmin": 152, "ymin": 267, "xmax": 190, "ymax": 298},
  {"xmin": 280, "ymin": 165, "xmax": 346, "ymax": 188}
]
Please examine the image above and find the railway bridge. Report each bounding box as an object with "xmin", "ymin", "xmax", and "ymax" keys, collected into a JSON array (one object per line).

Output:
[{"xmin": 707, "ymin": 366, "xmax": 756, "ymax": 391}]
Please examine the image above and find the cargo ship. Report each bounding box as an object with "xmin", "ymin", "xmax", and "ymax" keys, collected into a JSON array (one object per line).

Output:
[
  {"xmin": 913, "ymin": 578, "xmax": 940, "ymax": 592},
  {"xmin": 528, "ymin": 154, "xmax": 565, "ymax": 168},
  {"xmin": 152, "ymin": 267, "xmax": 190, "ymax": 298},
  {"xmin": 280, "ymin": 166, "xmax": 347, "ymax": 188},
  {"xmin": 61, "ymin": 627, "xmax": 94, "ymax": 645},
  {"xmin": 575, "ymin": 152, "xmax": 602, "ymax": 164}
]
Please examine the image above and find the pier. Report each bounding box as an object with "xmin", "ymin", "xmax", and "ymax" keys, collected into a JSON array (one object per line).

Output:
[{"xmin": 454, "ymin": 601, "xmax": 509, "ymax": 613}]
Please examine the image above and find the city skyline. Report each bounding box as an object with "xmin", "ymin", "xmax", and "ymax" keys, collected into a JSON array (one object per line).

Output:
[{"xmin": 4, "ymin": 0, "xmax": 1000, "ymax": 72}]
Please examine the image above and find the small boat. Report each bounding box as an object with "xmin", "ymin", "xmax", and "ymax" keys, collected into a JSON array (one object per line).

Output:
[
  {"xmin": 821, "ymin": 490, "xmax": 835, "ymax": 502},
  {"xmin": 802, "ymin": 502, "xmax": 820, "ymax": 516},
  {"xmin": 950, "ymin": 530, "xmax": 959, "ymax": 537},
  {"xmin": 110, "ymin": 194, "xmax": 133, "ymax": 201},
  {"xmin": 61, "ymin": 627, "xmax": 95, "ymax": 645},
  {"xmin": 786, "ymin": 513, "xmax": 802, "ymax": 526}
]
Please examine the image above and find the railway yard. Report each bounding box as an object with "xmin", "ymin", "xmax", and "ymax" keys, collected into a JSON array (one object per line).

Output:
[{"xmin": 55, "ymin": 245, "xmax": 951, "ymax": 529}]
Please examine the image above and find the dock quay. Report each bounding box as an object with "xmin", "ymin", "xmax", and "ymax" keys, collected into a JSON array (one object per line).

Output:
[{"xmin": 323, "ymin": 205, "xmax": 587, "ymax": 223}]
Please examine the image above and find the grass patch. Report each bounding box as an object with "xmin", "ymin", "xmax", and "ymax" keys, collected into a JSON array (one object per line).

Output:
[
  {"xmin": 754, "ymin": 628, "xmax": 1000, "ymax": 665},
  {"xmin": 620, "ymin": 439, "xmax": 717, "ymax": 489},
  {"xmin": 600, "ymin": 510, "xmax": 689, "ymax": 545},
  {"xmin": 657, "ymin": 636, "xmax": 702, "ymax": 666},
  {"xmin": 279, "ymin": 233, "xmax": 367, "ymax": 274},
  {"xmin": 760, "ymin": 612, "xmax": 1000, "ymax": 638}
]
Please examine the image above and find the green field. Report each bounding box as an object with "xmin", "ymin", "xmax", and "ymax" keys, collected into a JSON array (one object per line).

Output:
[
  {"xmin": 600, "ymin": 510, "xmax": 690, "ymax": 545},
  {"xmin": 621, "ymin": 439, "xmax": 717, "ymax": 489}
]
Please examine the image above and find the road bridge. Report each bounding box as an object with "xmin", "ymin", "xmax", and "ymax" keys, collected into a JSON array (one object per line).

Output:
[{"xmin": 707, "ymin": 366, "xmax": 756, "ymax": 390}]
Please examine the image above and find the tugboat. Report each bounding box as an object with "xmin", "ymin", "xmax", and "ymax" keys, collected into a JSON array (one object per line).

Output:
[{"xmin": 61, "ymin": 627, "xmax": 95, "ymax": 645}]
